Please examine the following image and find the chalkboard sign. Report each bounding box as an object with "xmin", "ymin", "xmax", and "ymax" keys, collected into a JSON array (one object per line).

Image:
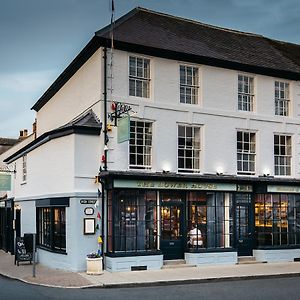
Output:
[{"xmin": 15, "ymin": 237, "xmax": 33, "ymax": 266}]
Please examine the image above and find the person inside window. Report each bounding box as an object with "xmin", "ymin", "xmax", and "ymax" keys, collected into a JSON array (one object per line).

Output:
[{"xmin": 188, "ymin": 224, "xmax": 203, "ymax": 247}]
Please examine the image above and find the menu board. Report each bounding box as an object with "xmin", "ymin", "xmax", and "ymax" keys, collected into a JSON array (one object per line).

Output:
[{"xmin": 15, "ymin": 237, "xmax": 33, "ymax": 265}]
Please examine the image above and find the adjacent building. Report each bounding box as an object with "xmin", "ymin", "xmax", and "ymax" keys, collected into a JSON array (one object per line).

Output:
[{"xmin": 1, "ymin": 7, "xmax": 300, "ymax": 272}]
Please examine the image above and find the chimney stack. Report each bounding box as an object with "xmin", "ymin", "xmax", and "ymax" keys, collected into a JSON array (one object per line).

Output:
[{"xmin": 19, "ymin": 129, "xmax": 28, "ymax": 140}]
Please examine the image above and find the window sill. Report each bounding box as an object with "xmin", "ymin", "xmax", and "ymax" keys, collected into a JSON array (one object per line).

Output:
[
  {"xmin": 177, "ymin": 170, "xmax": 201, "ymax": 174},
  {"xmin": 105, "ymin": 250, "xmax": 162, "ymax": 257},
  {"xmin": 129, "ymin": 166, "xmax": 152, "ymax": 171},
  {"xmin": 186, "ymin": 248, "xmax": 236, "ymax": 253},
  {"xmin": 37, "ymin": 246, "xmax": 67, "ymax": 255},
  {"xmin": 256, "ymin": 245, "xmax": 300, "ymax": 250}
]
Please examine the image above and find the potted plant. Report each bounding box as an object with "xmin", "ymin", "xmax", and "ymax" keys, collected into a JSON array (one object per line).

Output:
[{"xmin": 86, "ymin": 252, "xmax": 103, "ymax": 275}]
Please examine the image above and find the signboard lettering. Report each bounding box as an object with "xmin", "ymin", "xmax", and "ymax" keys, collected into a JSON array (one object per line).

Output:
[
  {"xmin": 15, "ymin": 237, "xmax": 33, "ymax": 265},
  {"xmin": 80, "ymin": 199, "xmax": 97, "ymax": 205},
  {"xmin": 114, "ymin": 179, "xmax": 236, "ymax": 191}
]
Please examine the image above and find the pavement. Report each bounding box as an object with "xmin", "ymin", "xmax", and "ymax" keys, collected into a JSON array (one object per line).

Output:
[{"xmin": 0, "ymin": 250, "xmax": 300, "ymax": 289}]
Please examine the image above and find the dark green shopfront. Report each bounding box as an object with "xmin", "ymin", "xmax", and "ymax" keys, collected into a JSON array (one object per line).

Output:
[{"xmin": 102, "ymin": 173, "xmax": 300, "ymax": 270}]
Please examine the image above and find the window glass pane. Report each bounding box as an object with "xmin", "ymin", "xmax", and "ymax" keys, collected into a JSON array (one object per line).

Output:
[
  {"xmin": 179, "ymin": 65, "xmax": 199, "ymax": 104},
  {"xmin": 129, "ymin": 56, "xmax": 150, "ymax": 98},
  {"xmin": 129, "ymin": 121, "xmax": 152, "ymax": 169},
  {"xmin": 113, "ymin": 191, "xmax": 157, "ymax": 253},
  {"xmin": 178, "ymin": 125, "xmax": 201, "ymax": 172},
  {"xmin": 238, "ymin": 75, "xmax": 254, "ymax": 111},
  {"xmin": 37, "ymin": 207, "xmax": 66, "ymax": 252}
]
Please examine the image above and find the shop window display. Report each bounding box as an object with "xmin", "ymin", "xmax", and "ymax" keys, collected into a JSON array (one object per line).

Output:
[
  {"xmin": 255, "ymin": 194, "xmax": 300, "ymax": 246},
  {"xmin": 187, "ymin": 192, "xmax": 233, "ymax": 250},
  {"xmin": 108, "ymin": 190, "xmax": 158, "ymax": 253}
]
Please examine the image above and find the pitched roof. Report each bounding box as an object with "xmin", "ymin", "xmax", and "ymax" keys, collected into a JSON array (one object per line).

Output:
[
  {"xmin": 32, "ymin": 7, "xmax": 300, "ymax": 112},
  {"xmin": 4, "ymin": 110, "xmax": 102, "ymax": 164},
  {"xmin": 96, "ymin": 7, "xmax": 300, "ymax": 76},
  {"xmin": 0, "ymin": 138, "xmax": 19, "ymax": 146}
]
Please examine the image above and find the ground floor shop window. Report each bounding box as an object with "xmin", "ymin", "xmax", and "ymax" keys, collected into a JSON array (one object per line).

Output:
[
  {"xmin": 255, "ymin": 194, "xmax": 300, "ymax": 246},
  {"xmin": 107, "ymin": 190, "xmax": 158, "ymax": 253},
  {"xmin": 187, "ymin": 192, "xmax": 233, "ymax": 250},
  {"xmin": 37, "ymin": 207, "xmax": 66, "ymax": 252}
]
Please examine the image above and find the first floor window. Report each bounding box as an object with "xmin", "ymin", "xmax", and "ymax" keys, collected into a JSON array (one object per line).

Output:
[
  {"xmin": 129, "ymin": 56, "xmax": 150, "ymax": 98},
  {"xmin": 274, "ymin": 134, "xmax": 291, "ymax": 176},
  {"xmin": 129, "ymin": 120, "xmax": 152, "ymax": 169},
  {"xmin": 107, "ymin": 190, "xmax": 158, "ymax": 253},
  {"xmin": 37, "ymin": 207, "xmax": 66, "ymax": 252},
  {"xmin": 178, "ymin": 125, "xmax": 201, "ymax": 173},
  {"xmin": 22, "ymin": 155, "xmax": 27, "ymax": 182},
  {"xmin": 255, "ymin": 194, "xmax": 300, "ymax": 246},
  {"xmin": 237, "ymin": 131, "xmax": 256, "ymax": 175},
  {"xmin": 187, "ymin": 192, "xmax": 233, "ymax": 249}
]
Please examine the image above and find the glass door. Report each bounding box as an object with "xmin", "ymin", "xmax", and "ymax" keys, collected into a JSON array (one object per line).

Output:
[
  {"xmin": 160, "ymin": 192, "xmax": 185, "ymax": 260},
  {"xmin": 236, "ymin": 194, "xmax": 254, "ymax": 256}
]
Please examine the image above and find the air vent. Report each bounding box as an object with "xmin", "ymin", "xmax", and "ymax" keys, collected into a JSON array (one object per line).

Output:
[{"xmin": 131, "ymin": 265, "xmax": 147, "ymax": 271}]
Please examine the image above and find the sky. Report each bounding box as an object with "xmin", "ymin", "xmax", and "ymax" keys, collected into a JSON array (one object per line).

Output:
[{"xmin": 0, "ymin": 0, "xmax": 299, "ymax": 138}]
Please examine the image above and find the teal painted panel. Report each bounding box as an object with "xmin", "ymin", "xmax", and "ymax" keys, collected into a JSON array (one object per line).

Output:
[
  {"xmin": 117, "ymin": 115, "xmax": 130, "ymax": 143},
  {"xmin": 0, "ymin": 173, "xmax": 11, "ymax": 191}
]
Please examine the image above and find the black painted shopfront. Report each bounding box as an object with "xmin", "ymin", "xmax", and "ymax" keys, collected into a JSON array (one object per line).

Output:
[
  {"xmin": 102, "ymin": 173, "xmax": 300, "ymax": 260},
  {"xmin": 0, "ymin": 198, "xmax": 14, "ymax": 254}
]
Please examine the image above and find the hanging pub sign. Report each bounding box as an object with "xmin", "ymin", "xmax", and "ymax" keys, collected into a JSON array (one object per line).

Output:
[
  {"xmin": 0, "ymin": 173, "xmax": 11, "ymax": 191},
  {"xmin": 108, "ymin": 101, "xmax": 132, "ymax": 127},
  {"xmin": 117, "ymin": 115, "xmax": 130, "ymax": 143}
]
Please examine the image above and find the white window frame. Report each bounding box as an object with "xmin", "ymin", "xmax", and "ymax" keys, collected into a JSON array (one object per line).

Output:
[
  {"xmin": 237, "ymin": 131, "xmax": 256, "ymax": 175},
  {"xmin": 274, "ymin": 134, "xmax": 292, "ymax": 176},
  {"xmin": 238, "ymin": 74, "xmax": 254, "ymax": 111},
  {"xmin": 129, "ymin": 56, "xmax": 150, "ymax": 98},
  {"xmin": 177, "ymin": 125, "xmax": 201, "ymax": 173},
  {"xmin": 275, "ymin": 81, "xmax": 290, "ymax": 116},
  {"xmin": 180, "ymin": 65, "xmax": 199, "ymax": 104},
  {"xmin": 22, "ymin": 155, "xmax": 27, "ymax": 182},
  {"xmin": 129, "ymin": 120, "xmax": 152, "ymax": 169}
]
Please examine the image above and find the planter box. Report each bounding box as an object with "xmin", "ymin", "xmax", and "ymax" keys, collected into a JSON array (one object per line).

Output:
[{"xmin": 86, "ymin": 257, "xmax": 103, "ymax": 275}]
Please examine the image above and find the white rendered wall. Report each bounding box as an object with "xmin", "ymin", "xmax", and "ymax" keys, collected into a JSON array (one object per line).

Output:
[
  {"xmin": 9, "ymin": 133, "xmax": 102, "ymax": 201},
  {"xmin": 11, "ymin": 135, "xmax": 75, "ymax": 200},
  {"xmin": 254, "ymin": 249, "xmax": 300, "ymax": 263},
  {"xmin": 105, "ymin": 50, "xmax": 300, "ymax": 177},
  {"xmin": 36, "ymin": 49, "xmax": 102, "ymax": 136},
  {"xmin": 74, "ymin": 134, "xmax": 102, "ymax": 193},
  {"xmin": 15, "ymin": 200, "xmax": 36, "ymax": 236}
]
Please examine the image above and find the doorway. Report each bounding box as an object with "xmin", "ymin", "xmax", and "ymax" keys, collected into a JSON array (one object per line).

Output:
[
  {"xmin": 235, "ymin": 194, "xmax": 254, "ymax": 256},
  {"xmin": 160, "ymin": 192, "xmax": 185, "ymax": 260}
]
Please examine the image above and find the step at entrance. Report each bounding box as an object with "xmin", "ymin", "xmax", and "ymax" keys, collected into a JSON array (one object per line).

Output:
[
  {"xmin": 162, "ymin": 259, "xmax": 196, "ymax": 269},
  {"xmin": 238, "ymin": 256, "xmax": 266, "ymax": 264}
]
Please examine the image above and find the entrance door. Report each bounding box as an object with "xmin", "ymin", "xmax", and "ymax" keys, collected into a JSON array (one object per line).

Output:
[
  {"xmin": 161, "ymin": 202, "xmax": 184, "ymax": 260},
  {"xmin": 236, "ymin": 194, "xmax": 254, "ymax": 256},
  {"xmin": 15, "ymin": 209, "xmax": 21, "ymax": 239}
]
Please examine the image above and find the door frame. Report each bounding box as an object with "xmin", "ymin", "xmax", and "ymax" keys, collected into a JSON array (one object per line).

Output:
[
  {"xmin": 235, "ymin": 194, "xmax": 255, "ymax": 256},
  {"xmin": 160, "ymin": 197, "xmax": 185, "ymax": 260}
]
